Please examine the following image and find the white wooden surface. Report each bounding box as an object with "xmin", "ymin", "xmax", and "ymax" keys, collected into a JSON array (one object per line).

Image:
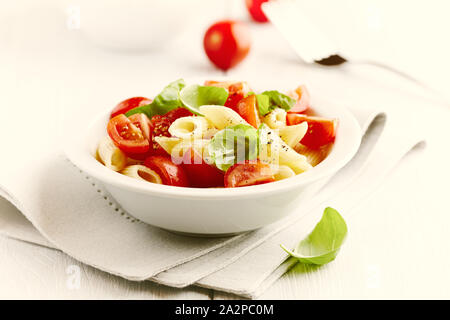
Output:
[{"xmin": 0, "ymin": 0, "xmax": 449, "ymax": 299}]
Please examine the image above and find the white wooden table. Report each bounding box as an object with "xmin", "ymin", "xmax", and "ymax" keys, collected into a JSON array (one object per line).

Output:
[{"xmin": 0, "ymin": 0, "xmax": 449, "ymax": 299}]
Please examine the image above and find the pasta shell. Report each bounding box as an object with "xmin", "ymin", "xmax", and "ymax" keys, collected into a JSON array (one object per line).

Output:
[
  {"xmin": 97, "ymin": 136, "xmax": 127, "ymax": 172},
  {"xmin": 121, "ymin": 165, "xmax": 162, "ymax": 184}
]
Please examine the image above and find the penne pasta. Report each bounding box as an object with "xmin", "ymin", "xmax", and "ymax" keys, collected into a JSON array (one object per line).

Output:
[
  {"xmin": 259, "ymin": 125, "xmax": 312, "ymax": 174},
  {"xmin": 97, "ymin": 136, "xmax": 127, "ymax": 172},
  {"xmin": 273, "ymin": 165, "xmax": 296, "ymax": 181},
  {"xmin": 125, "ymin": 157, "xmax": 144, "ymax": 166},
  {"xmin": 171, "ymin": 139, "xmax": 212, "ymax": 164},
  {"xmin": 263, "ymin": 108, "xmax": 287, "ymax": 129},
  {"xmin": 121, "ymin": 165, "xmax": 163, "ymax": 184},
  {"xmin": 199, "ymin": 105, "xmax": 249, "ymax": 130},
  {"xmin": 278, "ymin": 122, "xmax": 308, "ymax": 147},
  {"xmin": 154, "ymin": 136, "xmax": 182, "ymax": 155},
  {"xmin": 168, "ymin": 116, "xmax": 216, "ymax": 139},
  {"xmin": 295, "ymin": 143, "xmax": 332, "ymax": 167},
  {"xmin": 279, "ymin": 149, "xmax": 312, "ymax": 174}
]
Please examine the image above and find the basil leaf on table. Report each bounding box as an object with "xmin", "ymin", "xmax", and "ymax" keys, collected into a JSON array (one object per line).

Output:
[
  {"xmin": 281, "ymin": 207, "xmax": 348, "ymax": 265},
  {"xmin": 259, "ymin": 90, "xmax": 296, "ymax": 115},
  {"xmin": 208, "ymin": 124, "xmax": 258, "ymax": 171},
  {"xmin": 180, "ymin": 84, "xmax": 229, "ymax": 115},
  {"xmin": 125, "ymin": 79, "xmax": 186, "ymax": 118}
]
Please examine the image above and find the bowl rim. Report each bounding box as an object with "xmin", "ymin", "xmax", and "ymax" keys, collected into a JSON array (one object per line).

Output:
[{"xmin": 64, "ymin": 95, "xmax": 361, "ymax": 200}]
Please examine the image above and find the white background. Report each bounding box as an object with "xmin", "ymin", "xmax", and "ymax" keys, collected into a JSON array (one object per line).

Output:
[{"xmin": 0, "ymin": 0, "xmax": 449, "ymax": 299}]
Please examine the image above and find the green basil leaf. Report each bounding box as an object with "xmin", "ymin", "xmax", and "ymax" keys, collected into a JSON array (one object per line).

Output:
[
  {"xmin": 259, "ymin": 90, "xmax": 296, "ymax": 115},
  {"xmin": 125, "ymin": 79, "xmax": 186, "ymax": 118},
  {"xmin": 180, "ymin": 84, "xmax": 229, "ymax": 115},
  {"xmin": 255, "ymin": 94, "xmax": 271, "ymax": 116},
  {"xmin": 208, "ymin": 124, "xmax": 258, "ymax": 171},
  {"xmin": 281, "ymin": 207, "xmax": 347, "ymax": 265}
]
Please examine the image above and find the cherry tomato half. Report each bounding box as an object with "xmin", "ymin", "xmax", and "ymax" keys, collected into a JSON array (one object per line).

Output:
[
  {"xmin": 235, "ymin": 94, "xmax": 261, "ymax": 128},
  {"xmin": 110, "ymin": 97, "xmax": 152, "ymax": 118},
  {"xmin": 121, "ymin": 113, "xmax": 153, "ymax": 160},
  {"xmin": 181, "ymin": 148, "xmax": 224, "ymax": 188},
  {"xmin": 107, "ymin": 114, "xmax": 150, "ymax": 155},
  {"xmin": 224, "ymin": 161, "xmax": 275, "ymax": 188},
  {"xmin": 149, "ymin": 108, "xmax": 193, "ymax": 156},
  {"xmin": 203, "ymin": 20, "xmax": 251, "ymax": 71},
  {"xmin": 288, "ymin": 85, "xmax": 311, "ymax": 113},
  {"xmin": 286, "ymin": 114, "xmax": 338, "ymax": 149},
  {"xmin": 245, "ymin": 0, "xmax": 270, "ymax": 23},
  {"xmin": 144, "ymin": 156, "xmax": 189, "ymax": 187}
]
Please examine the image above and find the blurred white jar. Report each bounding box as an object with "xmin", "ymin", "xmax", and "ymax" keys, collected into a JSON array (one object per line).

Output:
[{"xmin": 68, "ymin": 0, "xmax": 204, "ymax": 51}]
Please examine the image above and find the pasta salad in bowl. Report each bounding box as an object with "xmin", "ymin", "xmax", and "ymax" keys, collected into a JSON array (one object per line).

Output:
[{"xmin": 65, "ymin": 79, "xmax": 360, "ymax": 235}]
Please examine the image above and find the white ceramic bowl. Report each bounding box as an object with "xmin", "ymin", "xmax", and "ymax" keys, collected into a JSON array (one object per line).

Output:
[
  {"xmin": 71, "ymin": 0, "xmax": 204, "ymax": 51},
  {"xmin": 64, "ymin": 99, "xmax": 360, "ymax": 236}
]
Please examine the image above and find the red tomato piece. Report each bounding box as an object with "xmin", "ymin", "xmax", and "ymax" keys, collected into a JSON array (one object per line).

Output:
[
  {"xmin": 203, "ymin": 20, "xmax": 251, "ymax": 71},
  {"xmin": 225, "ymin": 92, "xmax": 245, "ymax": 111},
  {"xmin": 144, "ymin": 156, "xmax": 189, "ymax": 187},
  {"xmin": 288, "ymin": 85, "xmax": 310, "ymax": 113},
  {"xmin": 245, "ymin": 0, "xmax": 270, "ymax": 23},
  {"xmin": 162, "ymin": 107, "xmax": 193, "ymax": 123},
  {"xmin": 224, "ymin": 161, "xmax": 275, "ymax": 188},
  {"xmin": 107, "ymin": 114, "xmax": 150, "ymax": 155},
  {"xmin": 128, "ymin": 113, "xmax": 151, "ymax": 140},
  {"xmin": 110, "ymin": 97, "xmax": 152, "ymax": 118},
  {"xmin": 181, "ymin": 148, "xmax": 224, "ymax": 188},
  {"xmin": 235, "ymin": 94, "xmax": 261, "ymax": 128},
  {"xmin": 286, "ymin": 114, "xmax": 338, "ymax": 149},
  {"xmin": 148, "ymin": 108, "xmax": 193, "ymax": 156},
  {"xmin": 121, "ymin": 114, "xmax": 153, "ymax": 160},
  {"xmin": 205, "ymin": 81, "xmax": 248, "ymax": 111}
]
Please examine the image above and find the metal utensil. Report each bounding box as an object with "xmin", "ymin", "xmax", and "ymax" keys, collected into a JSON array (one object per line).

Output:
[{"xmin": 262, "ymin": 0, "xmax": 449, "ymax": 105}]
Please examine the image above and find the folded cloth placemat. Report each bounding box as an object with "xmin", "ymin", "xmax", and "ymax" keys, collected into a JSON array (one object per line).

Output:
[{"xmin": 0, "ymin": 104, "xmax": 425, "ymax": 298}]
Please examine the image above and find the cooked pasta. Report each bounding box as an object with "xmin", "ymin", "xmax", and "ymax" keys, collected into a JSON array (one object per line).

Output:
[
  {"xmin": 125, "ymin": 157, "xmax": 144, "ymax": 166},
  {"xmin": 99, "ymin": 79, "xmax": 337, "ymax": 188},
  {"xmin": 263, "ymin": 108, "xmax": 287, "ymax": 129},
  {"xmin": 121, "ymin": 165, "xmax": 162, "ymax": 184},
  {"xmin": 278, "ymin": 122, "xmax": 308, "ymax": 147},
  {"xmin": 97, "ymin": 136, "xmax": 127, "ymax": 172},
  {"xmin": 171, "ymin": 139, "xmax": 212, "ymax": 164},
  {"xmin": 168, "ymin": 116, "xmax": 216, "ymax": 139},
  {"xmin": 259, "ymin": 125, "xmax": 312, "ymax": 174},
  {"xmin": 199, "ymin": 105, "xmax": 248, "ymax": 129},
  {"xmin": 295, "ymin": 143, "xmax": 332, "ymax": 167},
  {"xmin": 273, "ymin": 165, "xmax": 296, "ymax": 181},
  {"xmin": 154, "ymin": 136, "xmax": 182, "ymax": 155}
]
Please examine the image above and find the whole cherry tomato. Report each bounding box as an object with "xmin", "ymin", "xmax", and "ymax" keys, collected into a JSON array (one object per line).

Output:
[
  {"xmin": 245, "ymin": 0, "xmax": 270, "ymax": 23},
  {"xmin": 203, "ymin": 20, "xmax": 251, "ymax": 71}
]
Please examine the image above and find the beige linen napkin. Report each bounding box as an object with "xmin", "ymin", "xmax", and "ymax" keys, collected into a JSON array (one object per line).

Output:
[
  {"xmin": 0, "ymin": 104, "xmax": 424, "ymax": 298},
  {"xmin": 196, "ymin": 113, "xmax": 426, "ymax": 298}
]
